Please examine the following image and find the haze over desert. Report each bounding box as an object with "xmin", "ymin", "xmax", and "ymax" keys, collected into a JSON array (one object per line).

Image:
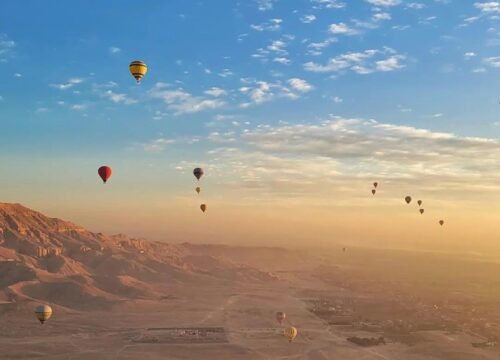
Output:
[{"xmin": 1, "ymin": 0, "xmax": 500, "ymax": 358}]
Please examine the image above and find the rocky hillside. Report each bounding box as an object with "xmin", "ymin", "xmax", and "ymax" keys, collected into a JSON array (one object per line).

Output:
[{"xmin": 0, "ymin": 203, "xmax": 280, "ymax": 310}]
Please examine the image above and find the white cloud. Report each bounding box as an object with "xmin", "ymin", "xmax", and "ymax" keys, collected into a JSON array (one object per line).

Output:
[
  {"xmin": 0, "ymin": 34, "xmax": 15, "ymax": 60},
  {"xmin": 311, "ymin": 0, "xmax": 345, "ymax": 9},
  {"xmin": 464, "ymin": 52, "xmax": 477, "ymax": 59},
  {"xmin": 273, "ymin": 57, "xmax": 291, "ymax": 64},
  {"xmin": 50, "ymin": 78, "xmax": 84, "ymax": 90},
  {"xmin": 307, "ymin": 38, "xmax": 337, "ymax": 56},
  {"xmin": 332, "ymin": 96, "xmax": 343, "ymax": 103},
  {"xmin": 71, "ymin": 104, "xmax": 87, "ymax": 111},
  {"xmin": 392, "ymin": 25, "xmax": 410, "ymax": 31},
  {"xmin": 103, "ymin": 90, "xmax": 138, "ymax": 104},
  {"xmin": 252, "ymin": 37, "xmax": 294, "ymax": 62},
  {"xmin": 406, "ymin": 2, "xmax": 425, "ymax": 9},
  {"xmin": 366, "ymin": 0, "xmax": 401, "ymax": 6},
  {"xmin": 304, "ymin": 48, "xmax": 406, "ymax": 75},
  {"xmin": 256, "ymin": 0, "xmax": 276, "ymax": 11},
  {"xmin": 375, "ymin": 55, "xmax": 406, "ymax": 71},
  {"xmin": 136, "ymin": 138, "xmax": 176, "ymax": 153},
  {"xmin": 484, "ymin": 56, "xmax": 500, "ymax": 67},
  {"xmin": 250, "ymin": 18, "xmax": 282, "ymax": 32},
  {"xmin": 301, "ymin": 14, "xmax": 317, "ymax": 23},
  {"xmin": 150, "ymin": 84, "xmax": 225, "ymax": 115},
  {"xmin": 109, "ymin": 46, "xmax": 121, "ymax": 54},
  {"xmin": 239, "ymin": 79, "xmax": 311, "ymax": 107},
  {"xmin": 329, "ymin": 22, "xmax": 358, "ymax": 35},
  {"xmin": 13, "ymin": 73, "xmax": 21, "ymax": 78},
  {"xmin": 287, "ymin": 78, "xmax": 314, "ymax": 92},
  {"xmin": 474, "ymin": 2, "xmax": 500, "ymax": 14},
  {"xmin": 203, "ymin": 117, "xmax": 500, "ymax": 199},
  {"xmin": 218, "ymin": 69, "xmax": 234, "ymax": 78},
  {"xmin": 204, "ymin": 87, "xmax": 227, "ymax": 97},
  {"xmin": 373, "ymin": 12, "xmax": 391, "ymax": 21}
]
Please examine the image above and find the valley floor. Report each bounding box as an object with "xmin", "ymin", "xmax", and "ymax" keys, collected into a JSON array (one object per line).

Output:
[{"xmin": 0, "ymin": 268, "xmax": 498, "ymax": 360}]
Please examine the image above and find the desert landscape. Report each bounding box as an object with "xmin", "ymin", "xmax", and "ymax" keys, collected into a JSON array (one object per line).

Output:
[{"xmin": 0, "ymin": 202, "xmax": 498, "ymax": 359}]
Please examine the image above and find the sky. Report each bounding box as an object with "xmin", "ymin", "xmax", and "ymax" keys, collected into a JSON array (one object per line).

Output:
[{"xmin": 0, "ymin": 0, "xmax": 499, "ymax": 253}]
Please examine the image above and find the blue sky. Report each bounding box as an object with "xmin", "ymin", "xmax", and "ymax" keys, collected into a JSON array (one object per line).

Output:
[{"xmin": 0, "ymin": 1, "xmax": 499, "ymax": 249}]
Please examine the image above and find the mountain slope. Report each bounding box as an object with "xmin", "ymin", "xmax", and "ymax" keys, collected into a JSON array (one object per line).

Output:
[{"xmin": 0, "ymin": 202, "xmax": 279, "ymax": 310}]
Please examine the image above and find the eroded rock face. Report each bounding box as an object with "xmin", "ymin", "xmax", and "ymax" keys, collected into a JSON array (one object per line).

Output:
[{"xmin": 0, "ymin": 202, "xmax": 280, "ymax": 310}]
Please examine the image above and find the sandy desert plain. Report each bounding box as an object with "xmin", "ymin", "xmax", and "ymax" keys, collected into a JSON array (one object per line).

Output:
[{"xmin": 1, "ymin": 203, "xmax": 500, "ymax": 359}]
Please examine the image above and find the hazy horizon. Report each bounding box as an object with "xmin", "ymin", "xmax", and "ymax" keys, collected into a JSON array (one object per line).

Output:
[{"xmin": 1, "ymin": 0, "xmax": 499, "ymax": 254}]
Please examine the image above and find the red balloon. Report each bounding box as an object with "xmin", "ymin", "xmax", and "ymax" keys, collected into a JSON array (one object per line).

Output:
[{"xmin": 98, "ymin": 166, "xmax": 112, "ymax": 183}]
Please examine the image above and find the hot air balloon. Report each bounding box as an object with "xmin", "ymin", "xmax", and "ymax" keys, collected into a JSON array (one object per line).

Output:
[
  {"xmin": 439, "ymin": 220, "xmax": 444, "ymax": 226},
  {"xmin": 342, "ymin": 247, "xmax": 346, "ymax": 253},
  {"xmin": 371, "ymin": 189, "xmax": 376, "ymax": 195},
  {"xmin": 419, "ymin": 209, "xmax": 424, "ymax": 215},
  {"xmin": 276, "ymin": 312, "xmax": 286, "ymax": 325},
  {"xmin": 373, "ymin": 182, "xmax": 378, "ymax": 189},
  {"xmin": 405, "ymin": 196, "xmax": 412, "ymax": 204},
  {"xmin": 193, "ymin": 168, "xmax": 204, "ymax": 181},
  {"xmin": 196, "ymin": 187, "xmax": 201, "ymax": 194},
  {"xmin": 200, "ymin": 204, "xmax": 207, "ymax": 213},
  {"xmin": 417, "ymin": 200, "xmax": 422, "ymax": 207},
  {"xmin": 98, "ymin": 166, "xmax": 112, "ymax": 184},
  {"xmin": 35, "ymin": 304, "xmax": 52, "ymax": 324},
  {"xmin": 284, "ymin": 326, "xmax": 298, "ymax": 342},
  {"xmin": 129, "ymin": 60, "xmax": 147, "ymax": 83}
]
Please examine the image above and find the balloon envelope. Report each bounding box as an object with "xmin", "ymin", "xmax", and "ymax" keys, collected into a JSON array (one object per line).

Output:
[
  {"xmin": 200, "ymin": 204, "xmax": 207, "ymax": 213},
  {"xmin": 419, "ymin": 209, "xmax": 424, "ymax": 214},
  {"xmin": 371, "ymin": 189, "xmax": 376, "ymax": 195},
  {"xmin": 35, "ymin": 304, "xmax": 52, "ymax": 324},
  {"xmin": 405, "ymin": 196, "xmax": 412, "ymax": 204},
  {"xmin": 98, "ymin": 166, "xmax": 112, "ymax": 183},
  {"xmin": 276, "ymin": 311, "xmax": 286, "ymax": 325},
  {"xmin": 373, "ymin": 182, "xmax": 378, "ymax": 188},
  {"xmin": 439, "ymin": 220, "xmax": 444, "ymax": 226},
  {"xmin": 417, "ymin": 200, "xmax": 422, "ymax": 207},
  {"xmin": 284, "ymin": 327, "xmax": 298, "ymax": 342},
  {"xmin": 193, "ymin": 168, "xmax": 204, "ymax": 180},
  {"xmin": 129, "ymin": 60, "xmax": 147, "ymax": 82},
  {"xmin": 196, "ymin": 187, "xmax": 201, "ymax": 194}
]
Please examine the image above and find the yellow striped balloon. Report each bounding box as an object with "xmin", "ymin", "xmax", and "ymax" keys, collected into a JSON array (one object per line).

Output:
[
  {"xmin": 284, "ymin": 326, "xmax": 297, "ymax": 342},
  {"xmin": 129, "ymin": 60, "xmax": 148, "ymax": 83}
]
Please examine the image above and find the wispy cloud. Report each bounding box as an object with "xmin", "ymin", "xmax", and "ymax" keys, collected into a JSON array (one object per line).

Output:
[
  {"xmin": 329, "ymin": 22, "xmax": 358, "ymax": 35},
  {"xmin": 366, "ymin": 0, "xmax": 401, "ymax": 6},
  {"xmin": 311, "ymin": 0, "xmax": 345, "ymax": 9},
  {"xmin": 256, "ymin": 0, "xmax": 276, "ymax": 11},
  {"xmin": 102, "ymin": 90, "xmax": 138, "ymax": 104},
  {"xmin": 70, "ymin": 104, "xmax": 87, "ymax": 111},
  {"xmin": 109, "ymin": 46, "xmax": 121, "ymax": 54},
  {"xmin": 250, "ymin": 18, "xmax": 283, "ymax": 32},
  {"xmin": 239, "ymin": 78, "xmax": 313, "ymax": 107},
  {"xmin": 0, "ymin": 34, "xmax": 16, "ymax": 60},
  {"xmin": 304, "ymin": 48, "xmax": 406, "ymax": 74},
  {"xmin": 204, "ymin": 117, "xmax": 500, "ymax": 197},
  {"xmin": 150, "ymin": 83, "xmax": 226, "ymax": 115},
  {"xmin": 134, "ymin": 138, "xmax": 176, "ymax": 153},
  {"xmin": 287, "ymin": 78, "xmax": 314, "ymax": 92},
  {"xmin": 50, "ymin": 78, "xmax": 84, "ymax": 90},
  {"xmin": 301, "ymin": 14, "xmax": 317, "ymax": 23},
  {"xmin": 204, "ymin": 87, "xmax": 227, "ymax": 97}
]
